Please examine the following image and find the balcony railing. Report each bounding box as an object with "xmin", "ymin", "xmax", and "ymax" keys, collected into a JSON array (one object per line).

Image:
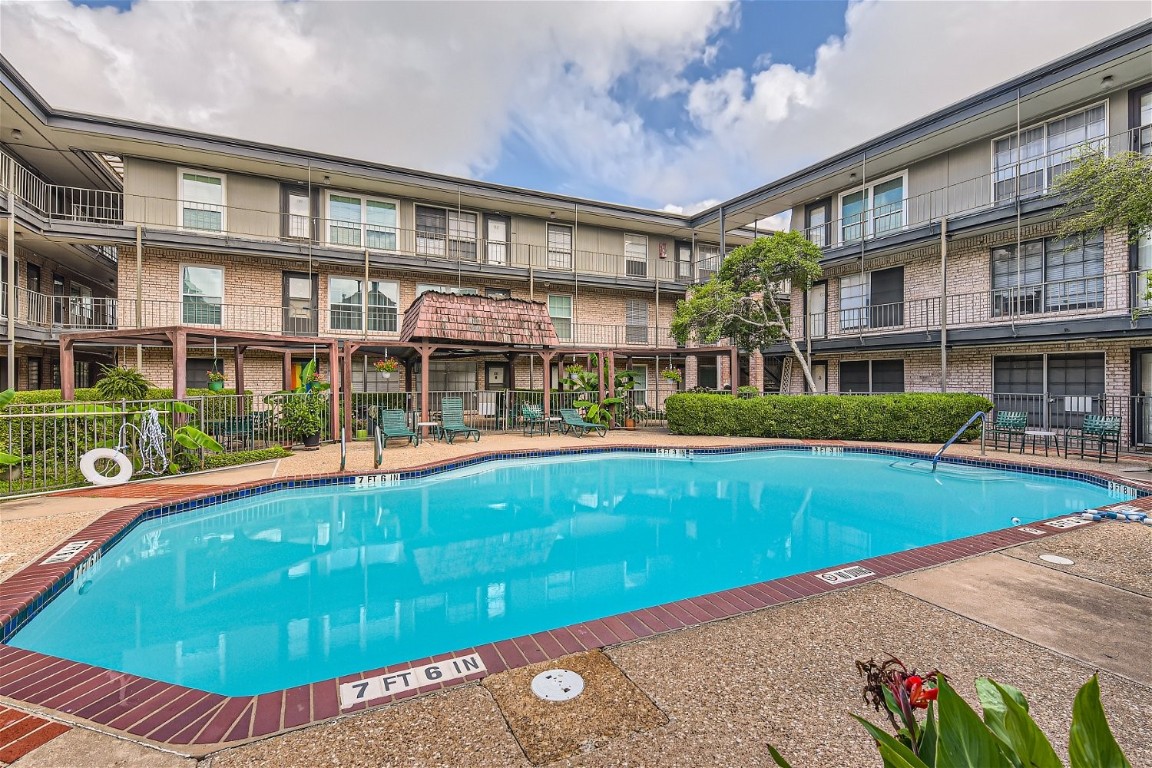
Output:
[
  {"xmin": 0, "ymin": 285, "xmax": 116, "ymax": 331},
  {"xmin": 802, "ymin": 270, "xmax": 1149, "ymax": 341},
  {"xmin": 800, "ymin": 126, "xmax": 1148, "ymax": 249}
]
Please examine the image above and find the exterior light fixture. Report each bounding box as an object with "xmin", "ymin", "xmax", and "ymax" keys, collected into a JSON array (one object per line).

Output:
[
  {"xmin": 11, "ymin": 129, "xmax": 21, "ymax": 140},
  {"xmin": 1100, "ymin": 75, "xmax": 1114, "ymax": 89}
]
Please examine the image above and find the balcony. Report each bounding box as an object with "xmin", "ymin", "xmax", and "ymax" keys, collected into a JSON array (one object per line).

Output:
[
  {"xmin": 801, "ymin": 270, "xmax": 1150, "ymax": 342},
  {"xmin": 799, "ymin": 126, "xmax": 1147, "ymax": 252},
  {"xmin": 0, "ymin": 285, "xmax": 117, "ymax": 333}
]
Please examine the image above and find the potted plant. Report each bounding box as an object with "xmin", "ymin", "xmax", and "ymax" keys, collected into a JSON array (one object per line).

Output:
[
  {"xmin": 354, "ymin": 417, "xmax": 369, "ymax": 441},
  {"xmin": 205, "ymin": 369, "xmax": 226, "ymax": 392},
  {"xmin": 273, "ymin": 359, "xmax": 329, "ymax": 449},
  {"xmin": 374, "ymin": 357, "xmax": 399, "ymax": 380},
  {"xmin": 660, "ymin": 366, "xmax": 683, "ymax": 385}
]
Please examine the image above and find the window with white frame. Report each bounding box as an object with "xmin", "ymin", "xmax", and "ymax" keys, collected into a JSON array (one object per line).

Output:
[
  {"xmin": 1137, "ymin": 90, "xmax": 1152, "ymax": 156},
  {"xmin": 416, "ymin": 206, "xmax": 477, "ymax": 261},
  {"xmin": 839, "ymin": 273, "xmax": 868, "ymax": 330},
  {"xmin": 837, "ymin": 267, "xmax": 904, "ymax": 330},
  {"xmin": 547, "ymin": 224, "xmax": 572, "ymax": 270},
  {"xmin": 837, "ymin": 172, "xmax": 906, "ymax": 243},
  {"xmin": 992, "ymin": 103, "xmax": 1107, "ymax": 203},
  {"xmin": 631, "ymin": 365, "xmax": 648, "ymax": 406},
  {"xmin": 328, "ymin": 276, "xmax": 399, "ymax": 332},
  {"xmin": 548, "ymin": 294, "xmax": 572, "ymax": 340},
  {"xmin": 625, "ymin": 299, "xmax": 649, "ymax": 344},
  {"xmin": 696, "ymin": 243, "xmax": 721, "ymax": 280},
  {"xmin": 179, "ymin": 170, "xmax": 225, "ymax": 232},
  {"xmin": 326, "ymin": 193, "xmax": 397, "ymax": 250},
  {"xmin": 624, "ymin": 234, "xmax": 648, "ymax": 277},
  {"xmin": 182, "ymin": 265, "xmax": 223, "ymax": 325}
]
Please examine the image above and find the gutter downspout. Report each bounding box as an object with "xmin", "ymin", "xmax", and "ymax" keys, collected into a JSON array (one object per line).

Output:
[{"xmin": 940, "ymin": 216, "xmax": 948, "ymax": 392}]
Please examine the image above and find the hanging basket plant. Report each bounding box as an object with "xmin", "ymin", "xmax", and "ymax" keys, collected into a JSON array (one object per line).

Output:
[
  {"xmin": 374, "ymin": 357, "xmax": 399, "ymax": 378},
  {"xmin": 206, "ymin": 369, "xmax": 226, "ymax": 392},
  {"xmin": 660, "ymin": 366, "xmax": 683, "ymax": 384}
]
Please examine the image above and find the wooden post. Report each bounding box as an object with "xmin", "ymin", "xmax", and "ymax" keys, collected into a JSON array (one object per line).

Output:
[
  {"xmin": 420, "ymin": 345, "xmax": 432, "ymax": 422},
  {"xmin": 730, "ymin": 347, "xmax": 739, "ymax": 395},
  {"xmin": 328, "ymin": 340, "xmax": 340, "ymax": 441},
  {"xmin": 283, "ymin": 351, "xmax": 293, "ymax": 390},
  {"xmin": 506, "ymin": 352, "xmax": 518, "ymax": 391},
  {"xmin": 541, "ymin": 351, "xmax": 554, "ymax": 417},
  {"xmin": 60, "ymin": 338, "xmax": 75, "ymax": 401},
  {"xmin": 343, "ymin": 342, "xmax": 356, "ymax": 443},
  {"xmin": 607, "ymin": 352, "xmax": 616, "ymax": 398},
  {"xmin": 235, "ymin": 346, "xmax": 246, "ymax": 410},
  {"xmin": 171, "ymin": 330, "xmax": 187, "ymax": 401}
]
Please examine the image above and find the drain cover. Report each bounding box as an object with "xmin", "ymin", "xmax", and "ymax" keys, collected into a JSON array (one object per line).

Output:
[
  {"xmin": 530, "ymin": 669, "xmax": 585, "ymax": 701},
  {"xmin": 1039, "ymin": 554, "xmax": 1075, "ymax": 565}
]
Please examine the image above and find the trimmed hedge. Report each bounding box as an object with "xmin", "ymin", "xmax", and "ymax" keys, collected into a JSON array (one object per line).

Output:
[
  {"xmin": 202, "ymin": 446, "xmax": 293, "ymax": 470},
  {"xmin": 665, "ymin": 393, "xmax": 994, "ymax": 443},
  {"xmin": 10, "ymin": 387, "xmax": 248, "ymax": 404}
]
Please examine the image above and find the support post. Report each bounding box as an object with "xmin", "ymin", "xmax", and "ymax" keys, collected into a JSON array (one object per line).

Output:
[
  {"xmin": 597, "ymin": 349, "xmax": 606, "ymax": 404},
  {"xmin": 419, "ymin": 345, "xmax": 432, "ymax": 423},
  {"xmin": 328, "ymin": 341, "xmax": 340, "ymax": 440},
  {"xmin": 171, "ymin": 330, "xmax": 187, "ymax": 401},
  {"xmin": 135, "ymin": 224, "xmax": 143, "ymax": 369},
  {"xmin": 235, "ymin": 346, "xmax": 246, "ymax": 409},
  {"xmin": 60, "ymin": 338, "xmax": 75, "ymax": 400},
  {"xmin": 6, "ymin": 213, "xmax": 13, "ymax": 390},
  {"xmin": 940, "ymin": 216, "xmax": 948, "ymax": 393},
  {"xmin": 541, "ymin": 351, "xmax": 554, "ymax": 417},
  {"xmin": 283, "ymin": 351, "xmax": 293, "ymax": 390},
  {"xmin": 343, "ymin": 342, "xmax": 356, "ymax": 444},
  {"xmin": 729, "ymin": 347, "xmax": 739, "ymax": 396}
]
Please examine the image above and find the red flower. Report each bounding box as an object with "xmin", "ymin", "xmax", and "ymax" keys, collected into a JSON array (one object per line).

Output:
[{"xmin": 905, "ymin": 676, "xmax": 938, "ymax": 709}]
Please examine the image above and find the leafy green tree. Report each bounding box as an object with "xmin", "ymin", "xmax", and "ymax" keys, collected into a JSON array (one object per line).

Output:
[
  {"xmin": 1052, "ymin": 149, "xmax": 1152, "ymax": 241},
  {"xmin": 671, "ymin": 232, "xmax": 822, "ymax": 391}
]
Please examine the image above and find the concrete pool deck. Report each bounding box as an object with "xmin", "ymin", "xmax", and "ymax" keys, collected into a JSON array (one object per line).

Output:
[{"xmin": 1, "ymin": 432, "xmax": 1150, "ymax": 766}]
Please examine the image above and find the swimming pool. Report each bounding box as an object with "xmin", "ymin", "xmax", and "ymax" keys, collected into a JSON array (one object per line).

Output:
[{"xmin": 8, "ymin": 449, "xmax": 1127, "ymax": 696}]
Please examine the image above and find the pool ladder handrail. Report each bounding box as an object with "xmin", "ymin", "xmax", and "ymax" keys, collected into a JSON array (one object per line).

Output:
[
  {"xmin": 931, "ymin": 411, "xmax": 989, "ymax": 471},
  {"xmin": 339, "ymin": 424, "xmax": 347, "ymax": 472},
  {"xmin": 373, "ymin": 423, "xmax": 384, "ymax": 469}
]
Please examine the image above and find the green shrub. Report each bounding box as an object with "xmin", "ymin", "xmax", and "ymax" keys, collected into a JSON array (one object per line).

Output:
[
  {"xmin": 94, "ymin": 366, "xmax": 152, "ymax": 401},
  {"xmin": 666, "ymin": 393, "xmax": 993, "ymax": 443},
  {"xmin": 202, "ymin": 446, "xmax": 292, "ymax": 470}
]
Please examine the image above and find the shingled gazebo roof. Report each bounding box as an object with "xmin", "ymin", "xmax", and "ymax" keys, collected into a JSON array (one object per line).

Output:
[{"xmin": 399, "ymin": 292, "xmax": 560, "ymax": 347}]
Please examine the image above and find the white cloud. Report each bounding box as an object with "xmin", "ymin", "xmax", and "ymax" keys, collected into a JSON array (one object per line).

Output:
[{"xmin": 1, "ymin": 0, "xmax": 1147, "ymax": 212}]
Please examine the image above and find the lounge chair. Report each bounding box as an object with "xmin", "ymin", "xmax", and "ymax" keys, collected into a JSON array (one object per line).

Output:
[
  {"xmin": 378, "ymin": 408, "xmax": 419, "ymax": 448},
  {"xmin": 1066, "ymin": 414, "xmax": 1120, "ymax": 462},
  {"xmin": 439, "ymin": 397, "xmax": 480, "ymax": 444},
  {"xmin": 521, "ymin": 403, "xmax": 548, "ymax": 436},
  {"xmin": 559, "ymin": 407, "xmax": 607, "ymax": 438},
  {"xmin": 987, "ymin": 410, "xmax": 1027, "ymax": 452}
]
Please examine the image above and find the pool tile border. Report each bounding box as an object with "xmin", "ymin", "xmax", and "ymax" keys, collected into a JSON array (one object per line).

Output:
[{"xmin": 1, "ymin": 442, "xmax": 1148, "ymax": 750}]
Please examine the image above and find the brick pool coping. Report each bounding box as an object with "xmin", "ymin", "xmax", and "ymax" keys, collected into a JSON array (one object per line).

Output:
[{"xmin": 1, "ymin": 442, "xmax": 1148, "ymax": 752}]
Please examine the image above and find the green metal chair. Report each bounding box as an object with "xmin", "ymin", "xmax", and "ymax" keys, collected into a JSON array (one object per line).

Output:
[
  {"xmin": 439, "ymin": 397, "xmax": 480, "ymax": 444},
  {"xmin": 378, "ymin": 408, "xmax": 419, "ymax": 448},
  {"xmin": 521, "ymin": 403, "xmax": 548, "ymax": 436},
  {"xmin": 558, "ymin": 407, "xmax": 607, "ymax": 438},
  {"xmin": 1066, "ymin": 414, "xmax": 1121, "ymax": 462},
  {"xmin": 987, "ymin": 410, "xmax": 1028, "ymax": 452}
]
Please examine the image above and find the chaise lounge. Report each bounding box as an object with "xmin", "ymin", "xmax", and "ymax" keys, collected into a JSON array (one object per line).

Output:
[
  {"xmin": 559, "ymin": 407, "xmax": 607, "ymax": 438},
  {"xmin": 439, "ymin": 397, "xmax": 481, "ymax": 444}
]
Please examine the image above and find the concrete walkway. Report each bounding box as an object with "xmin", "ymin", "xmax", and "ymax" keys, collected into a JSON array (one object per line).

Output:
[{"xmin": 2, "ymin": 434, "xmax": 1149, "ymax": 766}]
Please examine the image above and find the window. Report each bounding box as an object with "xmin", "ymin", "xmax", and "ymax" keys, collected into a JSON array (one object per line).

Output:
[
  {"xmin": 838, "ymin": 172, "xmax": 906, "ymax": 243},
  {"xmin": 547, "ymin": 224, "xmax": 572, "ymax": 270},
  {"xmin": 625, "ymin": 300, "xmax": 649, "ymax": 344},
  {"xmin": 1137, "ymin": 90, "xmax": 1152, "ymax": 155},
  {"xmin": 805, "ymin": 201, "xmax": 831, "ymax": 248},
  {"xmin": 283, "ymin": 272, "xmax": 317, "ymax": 335},
  {"xmin": 284, "ymin": 189, "xmax": 311, "ymax": 239},
  {"xmin": 69, "ymin": 284, "xmax": 93, "ymax": 327},
  {"xmin": 696, "ymin": 244, "xmax": 720, "ymax": 280},
  {"xmin": 839, "ymin": 359, "xmax": 904, "ymax": 393},
  {"xmin": 675, "ymin": 241, "xmax": 693, "ymax": 280},
  {"xmin": 416, "ymin": 284, "xmax": 479, "ymax": 296},
  {"xmin": 27, "ymin": 358, "xmax": 40, "ymax": 390},
  {"xmin": 179, "ymin": 169, "xmax": 225, "ymax": 232},
  {"xmin": 329, "ymin": 277, "xmax": 398, "ymax": 332},
  {"xmin": 548, "ymin": 294, "xmax": 572, "ymax": 340},
  {"xmin": 632, "ymin": 365, "xmax": 648, "ymax": 406},
  {"xmin": 188, "ymin": 358, "xmax": 225, "ymax": 388},
  {"xmin": 838, "ymin": 267, "xmax": 904, "ymax": 331},
  {"xmin": 485, "ymin": 288, "xmax": 511, "ymax": 299},
  {"xmin": 990, "ymin": 231, "xmax": 1104, "ymax": 316},
  {"xmin": 993, "ymin": 353, "xmax": 1104, "ymax": 429},
  {"xmin": 327, "ymin": 193, "xmax": 398, "ymax": 250},
  {"xmin": 26, "ymin": 263, "xmax": 40, "ymax": 294},
  {"xmin": 624, "ymin": 234, "xmax": 648, "ymax": 277},
  {"xmin": 992, "ymin": 103, "xmax": 1106, "ymax": 203},
  {"xmin": 415, "ymin": 362, "xmax": 477, "ymax": 392},
  {"xmin": 182, "ymin": 266, "xmax": 223, "ymax": 324},
  {"xmin": 416, "ymin": 206, "xmax": 477, "ymax": 261}
]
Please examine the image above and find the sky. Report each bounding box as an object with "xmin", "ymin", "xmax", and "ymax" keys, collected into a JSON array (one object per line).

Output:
[{"xmin": 1, "ymin": 0, "xmax": 1148, "ymax": 216}]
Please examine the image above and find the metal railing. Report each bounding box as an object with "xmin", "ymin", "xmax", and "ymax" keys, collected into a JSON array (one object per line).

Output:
[
  {"xmin": 0, "ymin": 284, "xmax": 117, "ymax": 331},
  {"xmin": 803, "ymin": 271, "xmax": 1148, "ymax": 341},
  {"xmin": 799, "ymin": 126, "xmax": 1146, "ymax": 249}
]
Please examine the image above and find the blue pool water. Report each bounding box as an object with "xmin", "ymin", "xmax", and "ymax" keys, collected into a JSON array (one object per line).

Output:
[{"xmin": 10, "ymin": 451, "xmax": 1125, "ymax": 696}]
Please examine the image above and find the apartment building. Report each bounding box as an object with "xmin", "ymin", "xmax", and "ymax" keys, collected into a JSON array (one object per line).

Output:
[
  {"xmin": 0, "ymin": 21, "xmax": 1149, "ymax": 443},
  {"xmin": 0, "ymin": 58, "xmax": 751, "ymax": 406},
  {"xmin": 702, "ymin": 21, "xmax": 1152, "ymax": 450}
]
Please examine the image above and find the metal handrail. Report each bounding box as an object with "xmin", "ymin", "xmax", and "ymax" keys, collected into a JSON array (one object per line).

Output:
[
  {"xmin": 931, "ymin": 411, "xmax": 989, "ymax": 471},
  {"xmin": 373, "ymin": 422, "xmax": 383, "ymax": 469}
]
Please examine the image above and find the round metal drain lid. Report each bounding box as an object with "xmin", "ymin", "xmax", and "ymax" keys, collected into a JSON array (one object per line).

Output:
[
  {"xmin": 531, "ymin": 669, "xmax": 585, "ymax": 701},
  {"xmin": 1039, "ymin": 554, "xmax": 1075, "ymax": 565}
]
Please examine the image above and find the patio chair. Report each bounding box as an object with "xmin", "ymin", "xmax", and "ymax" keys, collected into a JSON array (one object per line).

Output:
[
  {"xmin": 558, "ymin": 408, "xmax": 607, "ymax": 438},
  {"xmin": 1066, "ymin": 414, "xmax": 1120, "ymax": 462},
  {"xmin": 439, "ymin": 397, "xmax": 480, "ymax": 444},
  {"xmin": 378, "ymin": 408, "xmax": 419, "ymax": 448},
  {"xmin": 521, "ymin": 403, "xmax": 548, "ymax": 436},
  {"xmin": 987, "ymin": 411, "xmax": 1028, "ymax": 452}
]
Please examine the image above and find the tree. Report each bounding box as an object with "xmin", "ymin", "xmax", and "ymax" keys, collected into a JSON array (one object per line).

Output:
[
  {"xmin": 1052, "ymin": 148, "xmax": 1152, "ymax": 304},
  {"xmin": 670, "ymin": 232, "xmax": 823, "ymax": 392}
]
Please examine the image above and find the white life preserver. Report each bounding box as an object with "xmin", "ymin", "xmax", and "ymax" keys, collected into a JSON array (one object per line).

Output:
[{"xmin": 79, "ymin": 448, "xmax": 134, "ymax": 486}]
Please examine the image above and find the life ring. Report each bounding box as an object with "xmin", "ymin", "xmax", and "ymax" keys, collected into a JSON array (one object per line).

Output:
[{"xmin": 79, "ymin": 448, "xmax": 133, "ymax": 486}]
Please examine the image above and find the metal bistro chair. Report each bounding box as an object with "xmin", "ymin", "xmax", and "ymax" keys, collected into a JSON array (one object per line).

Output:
[
  {"xmin": 1066, "ymin": 414, "xmax": 1121, "ymax": 462},
  {"xmin": 987, "ymin": 411, "xmax": 1028, "ymax": 453},
  {"xmin": 439, "ymin": 397, "xmax": 480, "ymax": 444},
  {"xmin": 520, "ymin": 403, "xmax": 549, "ymax": 436}
]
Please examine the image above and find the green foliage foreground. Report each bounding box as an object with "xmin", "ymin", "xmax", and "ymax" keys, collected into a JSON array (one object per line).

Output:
[{"xmin": 665, "ymin": 393, "xmax": 993, "ymax": 443}]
